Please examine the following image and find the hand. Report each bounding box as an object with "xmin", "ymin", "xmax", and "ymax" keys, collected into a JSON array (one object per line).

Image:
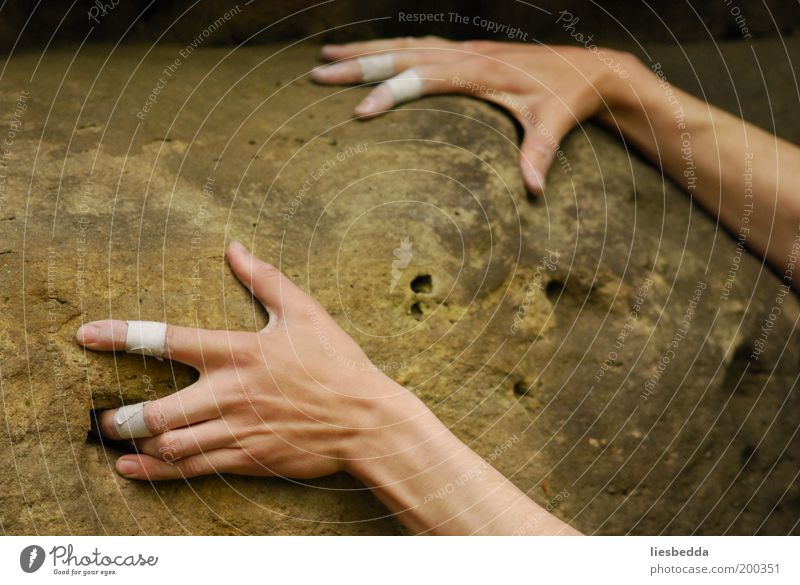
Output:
[
  {"xmin": 76, "ymin": 242, "xmax": 579, "ymax": 534},
  {"xmin": 311, "ymin": 36, "xmax": 637, "ymax": 194},
  {"xmin": 76, "ymin": 241, "xmax": 424, "ymax": 481}
]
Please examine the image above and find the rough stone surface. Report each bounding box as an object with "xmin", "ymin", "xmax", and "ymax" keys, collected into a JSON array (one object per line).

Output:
[{"xmin": 1, "ymin": 40, "xmax": 799, "ymax": 535}]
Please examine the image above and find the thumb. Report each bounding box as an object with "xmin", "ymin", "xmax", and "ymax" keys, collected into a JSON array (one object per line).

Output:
[
  {"xmin": 226, "ymin": 241, "xmax": 306, "ymax": 318},
  {"xmin": 517, "ymin": 105, "xmax": 573, "ymax": 196}
]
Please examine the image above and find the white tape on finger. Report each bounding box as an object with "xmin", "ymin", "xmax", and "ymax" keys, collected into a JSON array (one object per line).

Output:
[
  {"xmin": 385, "ymin": 68, "xmax": 424, "ymax": 104},
  {"xmin": 357, "ymin": 54, "xmax": 395, "ymax": 82},
  {"xmin": 114, "ymin": 402, "xmax": 153, "ymax": 439},
  {"xmin": 125, "ymin": 320, "xmax": 167, "ymax": 359}
]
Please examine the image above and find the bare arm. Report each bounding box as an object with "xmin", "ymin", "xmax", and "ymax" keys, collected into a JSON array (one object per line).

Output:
[
  {"xmin": 313, "ymin": 37, "xmax": 800, "ymax": 286},
  {"xmin": 347, "ymin": 381, "xmax": 579, "ymax": 535},
  {"xmin": 598, "ymin": 59, "xmax": 800, "ymax": 286}
]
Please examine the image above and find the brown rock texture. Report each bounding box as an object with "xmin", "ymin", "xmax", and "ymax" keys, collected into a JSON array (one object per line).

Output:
[{"xmin": 1, "ymin": 40, "xmax": 798, "ymax": 535}]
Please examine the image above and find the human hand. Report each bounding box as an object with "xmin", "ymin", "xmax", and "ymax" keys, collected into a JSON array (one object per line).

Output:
[
  {"xmin": 311, "ymin": 36, "xmax": 638, "ymax": 194},
  {"xmin": 76, "ymin": 241, "xmax": 423, "ymax": 481}
]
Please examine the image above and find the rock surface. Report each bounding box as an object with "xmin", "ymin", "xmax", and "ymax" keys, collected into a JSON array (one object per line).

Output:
[{"xmin": 1, "ymin": 40, "xmax": 798, "ymax": 535}]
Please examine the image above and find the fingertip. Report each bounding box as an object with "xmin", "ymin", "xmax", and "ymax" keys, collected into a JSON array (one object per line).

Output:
[
  {"xmin": 520, "ymin": 147, "xmax": 551, "ymax": 196},
  {"xmin": 522, "ymin": 165, "xmax": 547, "ymax": 196},
  {"xmin": 98, "ymin": 409, "xmax": 122, "ymax": 441},
  {"xmin": 354, "ymin": 86, "xmax": 394, "ymax": 117},
  {"xmin": 309, "ymin": 66, "xmax": 328, "ymax": 82},
  {"xmin": 354, "ymin": 96, "xmax": 380, "ymax": 117},
  {"xmin": 76, "ymin": 319, "xmax": 128, "ymax": 351},
  {"xmin": 116, "ymin": 456, "xmax": 141, "ymax": 478},
  {"xmin": 117, "ymin": 453, "xmax": 178, "ymax": 481},
  {"xmin": 320, "ymin": 44, "xmax": 343, "ymax": 60},
  {"xmin": 227, "ymin": 240, "xmax": 247, "ymax": 257},
  {"xmin": 76, "ymin": 323, "xmax": 99, "ymax": 345}
]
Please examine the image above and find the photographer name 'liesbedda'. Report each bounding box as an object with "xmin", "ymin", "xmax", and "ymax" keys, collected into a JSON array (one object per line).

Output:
[
  {"xmin": 650, "ymin": 547, "xmax": 709, "ymax": 557},
  {"xmin": 38, "ymin": 544, "xmax": 158, "ymax": 575}
]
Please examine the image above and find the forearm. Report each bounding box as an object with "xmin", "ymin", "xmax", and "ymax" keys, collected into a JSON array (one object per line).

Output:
[
  {"xmin": 346, "ymin": 379, "xmax": 580, "ymax": 535},
  {"xmin": 599, "ymin": 56, "xmax": 800, "ymax": 285}
]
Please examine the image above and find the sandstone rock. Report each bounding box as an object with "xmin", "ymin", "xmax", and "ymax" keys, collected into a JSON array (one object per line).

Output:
[{"xmin": 0, "ymin": 42, "xmax": 798, "ymax": 535}]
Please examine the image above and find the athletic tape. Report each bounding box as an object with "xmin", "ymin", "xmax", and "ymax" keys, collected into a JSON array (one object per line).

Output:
[
  {"xmin": 357, "ymin": 54, "xmax": 395, "ymax": 82},
  {"xmin": 125, "ymin": 320, "xmax": 167, "ymax": 359},
  {"xmin": 386, "ymin": 68, "xmax": 424, "ymax": 104},
  {"xmin": 114, "ymin": 402, "xmax": 153, "ymax": 439}
]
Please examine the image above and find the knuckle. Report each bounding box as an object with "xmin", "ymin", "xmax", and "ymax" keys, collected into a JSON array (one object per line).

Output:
[
  {"xmin": 234, "ymin": 383, "xmax": 261, "ymax": 406},
  {"xmin": 470, "ymin": 57, "xmax": 493, "ymax": 76},
  {"xmin": 164, "ymin": 326, "xmax": 179, "ymax": 355},
  {"xmin": 231, "ymin": 343, "xmax": 264, "ymax": 368},
  {"xmin": 157, "ymin": 431, "xmax": 181, "ymax": 461},
  {"xmin": 255, "ymin": 260, "xmax": 278, "ymax": 276},
  {"xmin": 253, "ymin": 261, "xmax": 282, "ymax": 283},
  {"xmin": 177, "ymin": 457, "xmax": 201, "ymax": 477},
  {"xmin": 143, "ymin": 402, "xmax": 169, "ymax": 434},
  {"xmin": 240, "ymin": 445, "xmax": 265, "ymax": 467},
  {"xmin": 214, "ymin": 385, "xmax": 241, "ymax": 410},
  {"xmin": 216, "ymin": 378, "xmax": 261, "ymax": 409},
  {"xmin": 461, "ymin": 40, "xmax": 492, "ymax": 53}
]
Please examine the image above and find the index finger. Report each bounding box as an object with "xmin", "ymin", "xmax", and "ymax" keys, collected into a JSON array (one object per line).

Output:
[
  {"xmin": 76, "ymin": 319, "xmax": 239, "ymax": 369},
  {"xmin": 311, "ymin": 48, "xmax": 467, "ymax": 85}
]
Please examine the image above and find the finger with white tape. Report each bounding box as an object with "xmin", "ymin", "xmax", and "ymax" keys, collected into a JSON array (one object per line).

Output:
[
  {"xmin": 354, "ymin": 67, "xmax": 425, "ymax": 117},
  {"xmin": 125, "ymin": 320, "xmax": 167, "ymax": 359},
  {"xmin": 77, "ymin": 319, "xmax": 230, "ymax": 369},
  {"xmin": 113, "ymin": 402, "xmax": 154, "ymax": 439},
  {"xmin": 385, "ymin": 68, "xmax": 424, "ymax": 103},
  {"xmin": 95, "ymin": 377, "xmax": 223, "ymax": 442},
  {"xmin": 311, "ymin": 53, "xmax": 397, "ymax": 84},
  {"xmin": 357, "ymin": 54, "xmax": 396, "ymax": 82}
]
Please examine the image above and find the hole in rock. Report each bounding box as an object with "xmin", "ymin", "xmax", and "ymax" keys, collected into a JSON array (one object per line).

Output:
[
  {"xmin": 513, "ymin": 380, "xmax": 530, "ymax": 396},
  {"xmin": 740, "ymin": 444, "xmax": 756, "ymax": 467},
  {"xmin": 410, "ymin": 302, "xmax": 423, "ymax": 320},
  {"xmin": 85, "ymin": 411, "xmax": 134, "ymax": 453},
  {"xmin": 545, "ymin": 279, "xmax": 565, "ymax": 302},
  {"xmin": 411, "ymin": 274, "xmax": 433, "ymax": 293}
]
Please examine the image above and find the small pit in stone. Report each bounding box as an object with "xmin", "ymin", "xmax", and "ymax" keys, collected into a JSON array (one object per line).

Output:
[
  {"xmin": 410, "ymin": 302, "xmax": 423, "ymax": 320},
  {"xmin": 545, "ymin": 278, "xmax": 565, "ymax": 302},
  {"xmin": 411, "ymin": 274, "xmax": 433, "ymax": 293},
  {"xmin": 513, "ymin": 380, "xmax": 531, "ymax": 396},
  {"xmin": 740, "ymin": 444, "xmax": 757, "ymax": 468}
]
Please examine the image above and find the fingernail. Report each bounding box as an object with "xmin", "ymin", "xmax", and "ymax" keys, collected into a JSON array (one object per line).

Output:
[
  {"xmin": 229, "ymin": 240, "xmax": 246, "ymax": 253},
  {"xmin": 318, "ymin": 62, "xmax": 349, "ymax": 79},
  {"xmin": 527, "ymin": 172, "xmax": 545, "ymax": 194},
  {"xmin": 321, "ymin": 44, "xmax": 338, "ymax": 56},
  {"xmin": 116, "ymin": 458, "xmax": 139, "ymax": 478},
  {"xmin": 520, "ymin": 159, "xmax": 546, "ymax": 194},
  {"xmin": 310, "ymin": 66, "xmax": 329, "ymax": 81},
  {"xmin": 76, "ymin": 324, "xmax": 99, "ymax": 344},
  {"xmin": 355, "ymin": 97, "xmax": 376, "ymax": 115}
]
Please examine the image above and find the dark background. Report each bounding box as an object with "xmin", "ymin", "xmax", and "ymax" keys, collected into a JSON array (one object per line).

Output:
[{"xmin": 1, "ymin": 0, "xmax": 797, "ymax": 51}]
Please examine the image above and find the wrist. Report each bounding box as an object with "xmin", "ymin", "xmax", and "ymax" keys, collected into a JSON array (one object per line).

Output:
[
  {"xmin": 341, "ymin": 377, "xmax": 456, "ymax": 484},
  {"xmin": 596, "ymin": 51, "xmax": 650, "ymax": 112}
]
